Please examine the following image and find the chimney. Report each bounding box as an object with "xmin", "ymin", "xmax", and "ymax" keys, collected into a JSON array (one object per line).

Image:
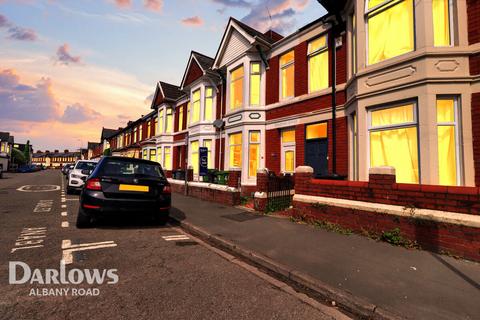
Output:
[
  {"xmin": 45, "ymin": 150, "xmax": 50, "ymax": 154},
  {"xmin": 64, "ymin": 149, "xmax": 69, "ymax": 153},
  {"xmin": 54, "ymin": 149, "xmax": 59, "ymax": 153}
]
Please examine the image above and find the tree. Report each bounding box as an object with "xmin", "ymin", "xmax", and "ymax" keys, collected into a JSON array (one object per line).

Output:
[
  {"xmin": 23, "ymin": 140, "xmax": 31, "ymax": 164},
  {"xmin": 12, "ymin": 148, "xmax": 26, "ymax": 165},
  {"xmin": 103, "ymin": 148, "xmax": 111, "ymax": 156}
]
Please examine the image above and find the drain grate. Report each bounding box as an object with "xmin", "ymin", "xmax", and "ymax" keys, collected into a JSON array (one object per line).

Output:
[
  {"xmin": 221, "ymin": 212, "xmax": 264, "ymax": 222},
  {"xmin": 175, "ymin": 241, "xmax": 198, "ymax": 247}
]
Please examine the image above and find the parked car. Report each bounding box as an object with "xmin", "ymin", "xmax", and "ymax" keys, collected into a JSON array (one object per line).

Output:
[
  {"xmin": 17, "ymin": 164, "xmax": 41, "ymax": 173},
  {"xmin": 76, "ymin": 156, "xmax": 171, "ymax": 228},
  {"xmin": 62, "ymin": 164, "xmax": 75, "ymax": 176},
  {"xmin": 67, "ymin": 160, "xmax": 97, "ymax": 194}
]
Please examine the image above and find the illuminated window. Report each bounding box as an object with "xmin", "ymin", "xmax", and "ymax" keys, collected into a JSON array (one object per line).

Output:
[
  {"xmin": 281, "ymin": 129, "xmax": 296, "ymax": 173},
  {"xmin": 147, "ymin": 121, "xmax": 151, "ymax": 138},
  {"xmin": 366, "ymin": 0, "xmax": 414, "ymax": 65},
  {"xmin": 156, "ymin": 148, "xmax": 162, "ymax": 165},
  {"xmin": 369, "ymin": 103, "xmax": 419, "ymax": 183},
  {"xmin": 248, "ymin": 131, "xmax": 260, "ymax": 178},
  {"xmin": 139, "ymin": 125, "xmax": 143, "ymax": 141},
  {"xmin": 149, "ymin": 149, "xmax": 157, "ymax": 162},
  {"xmin": 192, "ymin": 89, "xmax": 201, "ymax": 123},
  {"xmin": 229, "ymin": 132, "xmax": 242, "ymax": 168},
  {"xmin": 154, "ymin": 117, "xmax": 158, "ymax": 136},
  {"xmin": 437, "ymin": 98, "xmax": 459, "ymax": 186},
  {"xmin": 230, "ymin": 66, "xmax": 244, "ymax": 110},
  {"xmin": 190, "ymin": 140, "xmax": 199, "ymax": 174},
  {"xmin": 166, "ymin": 108, "xmax": 173, "ymax": 133},
  {"xmin": 186, "ymin": 102, "xmax": 191, "ymax": 127},
  {"xmin": 351, "ymin": 13, "xmax": 357, "ymax": 74},
  {"xmin": 352, "ymin": 113, "xmax": 358, "ymax": 180},
  {"xmin": 250, "ymin": 62, "xmax": 261, "ymax": 106},
  {"xmin": 308, "ymin": 36, "xmax": 329, "ymax": 92},
  {"xmin": 205, "ymin": 87, "xmax": 213, "ymax": 121},
  {"xmin": 158, "ymin": 109, "xmax": 164, "ymax": 133},
  {"xmin": 143, "ymin": 149, "xmax": 147, "ymax": 160},
  {"xmin": 178, "ymin": 106, "xmax": 184, "ymax": 131},
  {"xmin": 203, "ymin": 140, "xmax": 213, "ymax": 169},
  {"xmin": 306, "ymin": 123, "xmax": 328, "ymax": 140},
  {"xmin": 133, "ymin": 127, "xmax": 138, "ymax": 143},
  {"xmin": 433, "ymin": 0, "xmax": 452, "ymax": 46},
  {"xmin": 164, "ymin": 146, "xmax": 172, "ymax": 170},
  {"xmin": 280, "ymin": 51, "xmax": 295, "ymax": 99}
]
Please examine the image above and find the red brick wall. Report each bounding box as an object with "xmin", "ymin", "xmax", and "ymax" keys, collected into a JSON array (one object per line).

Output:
[
  {"xmin": 327, "ymin": 116, "xmax": 348, "ymax": 176},
  {"xmin": 470, "ymin": 53, "xmax": 480, "ymax": 76},
  {"xmin": 170, "ymin": 183, "xmax": 241, "ymax": 206},
  {"xmin": 472, "ymin": 93, "xmax": 480, "ymax": 186},
  {"xmin": 294, "ymin": 41, "xmax": 308, "ymax": 97},
  {"xmin": 467, "ymin": 0, "xmax": 480, "ymax": 45},
  {"xmin": 184, "ymin": 60, "xmax": 203, "ymax": 87},
  {"xmin": 173, "ymin": 132, "xmax": 187, "ymax": 142},
  {"xmin": 295, "ymin": 123, "xmax": 305, "ymax": 167},
  {"xmin": 335, "ymin": 34, "xmax": 347, "ymax": 85},
  {"xmin": 215, "ymin": 137, "xmax": 225, "ymax": 170},
  {"xmin": 265, "ymin": 129, "xmax": 281, "ymax": 173},
  {"xmin": 266, "ymin": 56, "xmax": 279, "ymax": 105}
]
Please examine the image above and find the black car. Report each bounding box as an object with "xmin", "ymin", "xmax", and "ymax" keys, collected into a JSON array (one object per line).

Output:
[{"xmin": 76, "ymin": 156, "xmax": 171, "ymax": 228}]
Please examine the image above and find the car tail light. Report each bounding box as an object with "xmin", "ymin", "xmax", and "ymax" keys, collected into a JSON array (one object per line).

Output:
[
  {"xmin": 163, "ymin": 185, "xmax": 171, "ymax": 194},
  {"xmin": 85, "ymin": 178, "xmax": 102, "ymax": 191},
  {"xmin": 83, "ymin": 204, "xmax": 100, "ymax": 209}
]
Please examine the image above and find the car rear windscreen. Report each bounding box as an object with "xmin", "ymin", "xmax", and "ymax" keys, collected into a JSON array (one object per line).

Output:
[
  {"xmin": 100, "ymin": 159, "xmax": 164, "ymax": 179},
  {"xmin": 75, "ymin": 162, "xmax": 97, "ymax": 170}
]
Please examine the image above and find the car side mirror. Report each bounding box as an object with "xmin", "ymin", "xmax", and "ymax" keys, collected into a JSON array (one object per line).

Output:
[{"xmin": 81, "ymin": 169, "xmax": 92, "ymax": 175}]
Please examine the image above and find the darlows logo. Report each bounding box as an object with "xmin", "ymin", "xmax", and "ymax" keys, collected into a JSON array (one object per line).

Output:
[{"xmin": 9, "ymin": 261, "xmax": 119, "ymax": 296}]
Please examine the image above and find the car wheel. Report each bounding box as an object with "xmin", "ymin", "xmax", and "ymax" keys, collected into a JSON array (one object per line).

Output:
[
  {"xmin": 155, "ymin": 212, "xmax": 169, "ymax": 225},
  {"xmin": 76, "ymin": 208, "xmax": 93, "ymax": 228},
  {"xmin": 66, "ymin": 187, "xmax": 73, "ymax": 195}
]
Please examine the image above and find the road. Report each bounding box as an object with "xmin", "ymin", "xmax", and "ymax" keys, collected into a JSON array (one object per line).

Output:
[{"xmin": 0, "ymin": 170, "xmax": 347, "ymax": 320}]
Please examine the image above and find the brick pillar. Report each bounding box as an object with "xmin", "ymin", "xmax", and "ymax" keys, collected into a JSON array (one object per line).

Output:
[
  {"xmin": 228, "ymin": 168, "xmax": 241, "ymax": 188},
  {"xmin": 368, "ymin": 166, "xmax": 396, "ymax": 201},
  {"xmin": 294, "ymin": 166, "xmax": 314, "ymax": 195},
  {"xmin": 187, "ymin": 166, "xmax": 194, "ymax": 182},
  {"xmin": 254, "ymin": 168, "xmax": 268, "ymax": 211}
]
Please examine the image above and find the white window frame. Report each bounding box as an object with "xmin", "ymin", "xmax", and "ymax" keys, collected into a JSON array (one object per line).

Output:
[
  {"xmin": 163, "ymin": 146, "xmax": 172, "ymax": 170},
  {"xmin": 204, "ymin": 87, "xmax": 214, "ymax": 121},
  {"xmin": 248, "ymin": 131, "xmax": 261, "ymax": 178},
  {"xmin": 279, "ymin": 51, "xmax": 295, "ymax": 100},
  {"xmin": 249, "ymin": 62, "xmax": 261, "ymax": 106},
  {"xmin": 281, "ymin": 128, "xmax": 296, "ymax": 173},
  {"xmin": 166, "ymin": 108, "xmax": 173, "ymax": 133},
  {"xmin": 228, "ymin": 132, "xmax": 242, "ymax": 169},
  {"xmin": 307, "ymin": 35, "xmax": 329, "ymax": 94},
  {"xmin": 433, "ymin": 0, "xmax": 454, "ymax": 47},
  {"xmin": 191, "ymin": 89, "xmax": 201, "ymax": 124},
  {"xmin": 229, "ymin": 65, "xmax": 245, "ymax": 110}
]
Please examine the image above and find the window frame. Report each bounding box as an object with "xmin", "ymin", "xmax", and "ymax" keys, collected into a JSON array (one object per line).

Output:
[
  {"xmin": 163, "ymin": 146, "xmax": 172, "ymax": 170},
  {"xmin": 228, "ymin": 132, "xmax": 242, "ymax": 169},
  {"xmin": 281, "ymin": 128, "xmax": 296, "ymax": 173},
  {"xmin": 279, "ymin": 50, "xmax": 295, "ymax": 100},
  {"xmin": 178, "ymin": 106, "xmax": 184, "ymax": 131},
  {"xmin": 365, "ymin": 0, "xmax": 416, "ymax": 66},
  {"xmin": 248, "ymin": 131, "xmax": 261, "ymax": 178},
  {"xmin": 204, "ymin": 87, "xmax": 214, "ymax": 121},
  {"xmin": 166, "ymin": 108, "xmax": 173, "ymax": 133},
  {"xmin": 190, "ymin": 140, "xmax": 199, "ymax": 174},
  {"xmin": 229, "ymin": 65, "xmax": 244, "ymax": 110},
  {"xmin": 432, "ymin": 0, "xmax": 454, "ymax": 47},
  {"xmin": 307, "ymin": 35, "xmax": 329, "ymax": 93},
  {"xmin": 249, "ymin": 62, "xmax": 261, "ymax": 106}
]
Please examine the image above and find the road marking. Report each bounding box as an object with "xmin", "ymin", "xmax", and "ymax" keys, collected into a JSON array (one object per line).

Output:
[
  {"xmin": 33, "ymin": 200, "xmax": 53, "ymax": 213},
  {"xmin": 65, "ymin": 198, "xmax": 78, "ymax": 201},
  {"xmin": 61, "ymin": 221, "xmax": 69, "ymax": 228},
  {"xmin": 162, "ymin": 235, "xmax": 190, "ymax": 241},
  {"xmin": 11, "ymin": 227, "xmax": 47, "ymax": 253},
  {"xmin": 61, "ymin": 211, "xmax": 67, "ymax": 216},
  {"xmin": 61, "ymin": 240, "xmax": 117, "ymax": 264},
  {"xmin": 17, "ymin": 185, "xmax": 60, "ymax": 192},
  {"xmin": 61, "ymin": 205, "xmax": 67, "ymax": 208},
  {"xmin": 61, "ymin": 199, "xmax": 66, "ymax": 203}
]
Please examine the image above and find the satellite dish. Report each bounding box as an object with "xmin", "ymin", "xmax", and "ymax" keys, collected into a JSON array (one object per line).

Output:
[{"xmin": 213, "ymin": 119, "xmax": 225, "ymax": 129}]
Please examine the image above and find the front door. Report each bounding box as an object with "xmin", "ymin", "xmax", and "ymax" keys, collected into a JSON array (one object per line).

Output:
[{"xmin": 305, "ymin": 139, "xmax": 328, "ymax": 177}]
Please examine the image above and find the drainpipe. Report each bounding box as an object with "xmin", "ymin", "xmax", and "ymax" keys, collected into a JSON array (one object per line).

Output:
[
  {"xmin": 330, "ymin": 22, "xmax": 337, "ymax": 176},
  {"xmin": 216, "ymin": 70, "xmax": 226, "ymax": 170}
]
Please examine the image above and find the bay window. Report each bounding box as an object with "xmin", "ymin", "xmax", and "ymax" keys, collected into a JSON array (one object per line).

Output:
[
  {"xmin": 230, "ymin": 66, "xmax": 244, "ymax": 110},
  {"xmin": 192, "ymin": 90, "xmax": 201, "ymax": 123},
  {"xmin": 433, "ymin": 0, "xmax": 452, "ymax": 46},
  {"xmin": 203, "ymin": 140, "xmax": 213, "ymax": 169},
  {"xmin": 153, "ymin": 118, "xmax": 158, "ymax": 136},
  {"xmin": 369, "ymin": 103, "xmax": 419, "ymax": 183},
  {"xmin": 178, "ymin": 106, "xmax": 184, "ymax": 131},
  {"xmin": 157, "ymin": 148, "xmax": 162, "ymax": 166},
  {"xmin": 149, "ymin": 149, "xmax": 157, "ymax": 162},
  {"xmin": 164, "ymin": 146, "xmax": 172, "ymax": 170},
  {"xmin": 205, "ymin": 87, "xmax": 213, "ymax": 121},
  {"xmin": 190, "ymin": 141, "xmax": 199, "ymax": 174},
  {"xmin": 166, "ymin": 108, "xmax": 173, "ymax": 133},
  {"xmin": 143, "ymin": 149, "xmax": 147, "ymax": 160},
  {"xmin": 248, "ymin": 131, "xmax": 260, "ymax": 178},
  {"xmin": 437, "ymin": 97, "xmax": 460, "ymax": 186},
  {"xmin": 250, "ymin": 62, "xmax": 261, "ymax": 106},
  {"xmin": 281, "ymin": 129, "xmax": 296, "ymax": 173},
  {"xmin": 158, "ymin": 110, "xmax": 163, "ymax": 133},
  {"xmin": 308, "ymin": 36, "xmax": 329, "ymax": 92},
  {"xmin": 229, "ymin": 132, "xmax": 242, "ymax": 168},
  {"xmin": 280, "ymin": 51, "xmax": 295, "ymax": 99},
  {"xmin": 187, "ymin": 102, "xmax": 191, "ymax": 127},
  {"xmin": 366, "ymin": 0, "xmax": 414, "ymax": 65}
]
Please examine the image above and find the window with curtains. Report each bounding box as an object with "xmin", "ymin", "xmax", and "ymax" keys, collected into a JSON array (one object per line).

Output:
[
  {"xmin": 156, "ymin": 148, "xmax": 162, "ymax": 165},
  {"xmin": 369, "ymin": 103, "xmax": 419, "ymax": 183},
  {"xmin": 190, "ymin": 140, "xmax": 199, "ymax": 174},
  {"xmin": 280, "ymin": 51, "xmax": 295, "ymax": 99},
  {"xmin": 153, "ymin": 117, "xmax": 158, "ymax": 136},
  {"xmin": 248, "ymin": 131, "xmax": 260, "ymax": 178},
  {"xmin": 352, "ymin": 113, "xmax": 358, "ymax": 180},
  {"xmin": 192, "ymin": 90, "xmax": 201, "ymax": 123},
  {"xmin": 164, "ymin": 146, "xmax": 172, "ymax": 170},
  {"xmin": 437, "ymin": 97, "xmax": 460, "ymax": 186},
  {"xmin": 351, "ymin": 13, "xmax": 357, "ymax": 75},
  {"xmin": 143, "ymin": 149, "xmax": 147, "ymax": 160},
  {"xmin": 229, "ymin": 132, "xmax": 242, "ymax": 168},
  {"xmin": 139, "ymin": 125, "xmax": 143, "ymax": 141},
  {"xmin": 205, "ymin": 87, "xmax": 213, "ymax": 121},
  {"xmin": 166, "ymin": 108, "xmax": 173, "ymax": 133},
  {"xmin": 158, "ymin": 109, "xmax": 164, "ymax": 133},
  {"xmin": 149, "ymin": 149, "xmax": 157, "ymax": 162},
  {"xmin": 230, "ymin": 66, "xmax": 244, "ymax": 110},
  {"xmin": 308, "ymin": 35, "xmax": 329, "ymax": 92},
  {"xmin": 178, "ymin": 106, "xmax": 184, "ymax": 131},
  {"xmin": 186, "ymin": 102, "xmax": 191, "ymax": 127},
  {"xmin": 281, "ymin": 129, "xmax": 296, "ymax": 173},
  {"xmin": 133, "ymin": 127, "xmax": 137, "ymax": 143},
  {"xmin": 147, "ymin": 121, "xmax": 151, "ymax": 137},
  {"xmin": 433, "ymin": 0, "xmax": 452, "ymax": 47},
  {"xmin": 250, "ymin": 62, "xmax": 261, "ymax": 106},
  {"xmin": 366, "ymin": 0, "xmax": 414, "ymax": 65},
  {"xmin": 203, "ymin": 140, "xmax": 213, "ymax": 169}
]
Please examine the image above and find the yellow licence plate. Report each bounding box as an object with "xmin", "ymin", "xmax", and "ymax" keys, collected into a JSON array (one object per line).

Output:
[{"xmin": 119, "ymin": 184, "xmax": 149, "ymax": 192}]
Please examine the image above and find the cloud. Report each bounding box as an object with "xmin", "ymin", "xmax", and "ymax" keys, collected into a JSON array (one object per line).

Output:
[
  {"xmin": 181, "ymin": 16, "xmax": 204, "ymax": 26},
  {"xmin": 0, "ymin": 13, "xmax": 37, "ymax": 41},
  {"xmin": 211, "ymin": 0, "xmax": 251, "ymax": 7},
  {"xmin": 144, "ymin": 93, "xmax": 153, "ymax": 105},
  {"xmin": 113, "ymin": 0, "xmax": 131, "ymax": 8},
  {"xmin": 60, "ymin": 103, "xmax": 102, "ymax": 123},
  {"xmin": 144, "ymin": 0, "xmax": 162, "ymax": 11},
  {"xmin": 0, "ymin": 69, "xmax": 60, "ymax": 122},
  {"xmin": 55, "ymin": 43, "xmax": 81, "ymax": 65}
]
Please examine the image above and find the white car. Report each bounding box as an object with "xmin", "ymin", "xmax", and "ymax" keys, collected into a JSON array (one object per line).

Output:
[{"xmin": 67, "ymin": 160, "xmax": 97, "ymax": 194}]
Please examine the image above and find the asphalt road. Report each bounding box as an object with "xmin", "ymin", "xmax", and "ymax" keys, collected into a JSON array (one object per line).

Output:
[{"xmin": 0, "ymin": 170, "xmax": 347, "ymax": 320}]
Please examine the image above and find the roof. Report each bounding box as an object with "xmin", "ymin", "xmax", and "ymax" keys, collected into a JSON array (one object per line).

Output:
[
  {"xmin": 101, "ymin": 128, "xmax": 118, "ymax": 141},
  {"xmin": 316, "ymin": 0, "xmax": 347, "ymax": 15},
  {"xmin": 87, "ymin": 142, "xmax": 100, "ymax": 149},
  {"xmin": 230, "ymin": 17, "xmax": 280, "ymax": 45},
  {"xmin": 159, "ymin": 81, "xmax": 186, "ymax": 101},
  {"xmin": 191, "ymin": 51, "xmax": 214, "ymax": 71},
  {"xmin": 0, "ymin": 132, "xmax": 11, "ymax": 142}
]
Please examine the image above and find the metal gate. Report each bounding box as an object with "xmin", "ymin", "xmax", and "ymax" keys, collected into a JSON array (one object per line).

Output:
[{"xmin": 266, "ymin": 172, "xmax": 295, "ymax": 211}]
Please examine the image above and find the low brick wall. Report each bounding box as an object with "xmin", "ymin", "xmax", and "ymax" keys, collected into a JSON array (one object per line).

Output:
[{"xmin": 169, "ymin": 179, "xmax": 241, "ymax": 206}]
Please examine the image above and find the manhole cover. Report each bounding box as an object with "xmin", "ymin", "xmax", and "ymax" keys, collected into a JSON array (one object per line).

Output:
[
  {"xmin": 17, "ymin": 185, "xmax": 60, "ymax": 192},
  {"xmin": 221, "ymin": 212, "xmax": 264, "ymax": 222}
]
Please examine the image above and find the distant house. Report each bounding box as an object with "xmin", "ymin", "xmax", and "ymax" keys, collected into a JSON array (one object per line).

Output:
[
  {"xmin": 14, "ymin": 142, "xmax": 34, "ymax": 164},
  {"xmin": 0, "ymin": 132, "xmax": 14, "ymax": 170},
  {"xmin": 32, "ymin": 149, "xmax": 81, "ymax": 168}
]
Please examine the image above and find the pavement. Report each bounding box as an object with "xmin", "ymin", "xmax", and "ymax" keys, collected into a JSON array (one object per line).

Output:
[
  {"xmin": 170, "ymin": 193, "xmax": 480, "ymax": 320},
  {"xmin": 0, "ymin": 170, "xmax": 347, "ymax": 320}
]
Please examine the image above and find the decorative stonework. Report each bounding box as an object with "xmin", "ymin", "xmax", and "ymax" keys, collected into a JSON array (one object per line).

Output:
[
  {"xmin": 434, "ymin": 59, "xmax": 460, "ymax": 72},
  {"xmin": 366, "ymin": 66, "xmax": 416, "ymax": 87}
]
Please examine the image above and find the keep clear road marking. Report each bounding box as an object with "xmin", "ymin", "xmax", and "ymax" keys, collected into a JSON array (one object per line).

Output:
[
  {"xmin": 61, "ymin": 221, "xmax": 69, "ymax": 228},
  {"xmin": 61, "ymin": 240, "xmax": 117, "ymax": 265},
  {"xmin": 162, "ymin": 235, "xmax": 190, "ymax": 241},
  {"xmin": 61, "ymin": 211, "xmax": 67, "ymax": 216}
]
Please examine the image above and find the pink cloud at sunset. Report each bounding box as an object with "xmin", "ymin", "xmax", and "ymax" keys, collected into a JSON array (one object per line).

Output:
[{"xmin": 181, "ymin": 16, "xmax": 204, "ymax": 27}]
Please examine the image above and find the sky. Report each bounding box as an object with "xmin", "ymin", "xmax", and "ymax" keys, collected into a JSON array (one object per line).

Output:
[{"xmin": 0, "ymin": 0, "xmax": 327, "ymax": 151}]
